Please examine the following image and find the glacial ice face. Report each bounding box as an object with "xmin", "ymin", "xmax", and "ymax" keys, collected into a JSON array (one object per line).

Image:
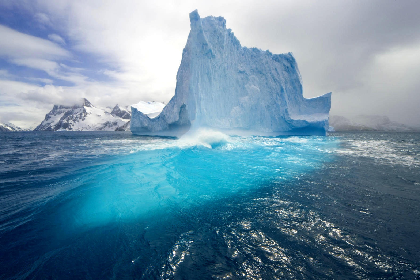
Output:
[{"xmin": 131, "ymin": 10, "xmax": 331, "ymax": 136}]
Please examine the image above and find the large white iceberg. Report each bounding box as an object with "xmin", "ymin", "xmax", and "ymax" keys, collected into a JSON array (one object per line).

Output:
[{"xmin": 131, "ymin": 10, "xmax": 331, "ymax": 137}]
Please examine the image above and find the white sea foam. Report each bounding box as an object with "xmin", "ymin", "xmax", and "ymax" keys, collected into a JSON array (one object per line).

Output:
[
  {"xmin": 336, "ymin": 139, "xmax": 419, "ymax": 167},
  {"xmin": 177, "ymin": 128, "xmax": 231, "ymax": 149}
]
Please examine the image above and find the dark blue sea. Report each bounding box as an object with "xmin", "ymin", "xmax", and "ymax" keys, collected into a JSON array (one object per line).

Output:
[{"xmin": 1, "ymin": 131, "xmax": 419, "ymax": 279}]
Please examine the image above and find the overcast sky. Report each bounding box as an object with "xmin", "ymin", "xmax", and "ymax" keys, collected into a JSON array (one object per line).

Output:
[{"xmin": 0, "ymin": 0, "xmax": 419, "ymax": 128}]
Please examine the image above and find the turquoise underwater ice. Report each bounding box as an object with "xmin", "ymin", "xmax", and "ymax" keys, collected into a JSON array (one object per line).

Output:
[{"xmin": 60, "ymin": 131, "xmax": 337, "ymax": 232}]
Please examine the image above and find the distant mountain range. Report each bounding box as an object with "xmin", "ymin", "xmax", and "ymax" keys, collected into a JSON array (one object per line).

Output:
[
  {"xmin": 1, "ymin": 99, "xmax": 167, "ymax": 132},
  {"xmin": 0, "ymin": 122, "xmax": 26, "ymax": 132},
  {"xmin": 34, "ymin": 98, "xmax": 131, "ymax": 131},
  {"xmin": 5, "ymin": 109, "xmax": 416, "ymax": 133},
  {"xmin": 329, "ymin": 115, "xmax": 418, "ymax": 132}
]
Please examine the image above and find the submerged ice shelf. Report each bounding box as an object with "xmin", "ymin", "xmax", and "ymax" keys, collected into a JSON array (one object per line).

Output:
[
  {"xmin": 65, "ymin": 131, "xmax": 337, "ymax": 229},
  {"xmin": 131, "ymin": 10, "xmax": 331, "ymax": 137}
]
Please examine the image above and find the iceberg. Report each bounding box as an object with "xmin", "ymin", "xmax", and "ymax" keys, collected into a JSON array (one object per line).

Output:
[{"xmin": 131, "ymin": 10, "xmax": 331, "ymax": 137}]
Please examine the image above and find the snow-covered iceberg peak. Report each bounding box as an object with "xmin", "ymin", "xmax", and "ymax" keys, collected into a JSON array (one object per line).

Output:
[{"xmin": 131, "ymin": 10, "xmax": 331, "ymax": 136}]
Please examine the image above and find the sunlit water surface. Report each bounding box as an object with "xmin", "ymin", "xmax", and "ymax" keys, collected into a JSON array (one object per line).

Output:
[{"xmin": 0, "ymin": 131, "xmax": 419, "ymax": 279}]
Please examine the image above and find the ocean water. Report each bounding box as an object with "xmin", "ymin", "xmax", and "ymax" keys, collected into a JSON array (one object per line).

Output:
[{"xmin": 0, "ymin": 130, "xmax": 419, "ymax": 279}]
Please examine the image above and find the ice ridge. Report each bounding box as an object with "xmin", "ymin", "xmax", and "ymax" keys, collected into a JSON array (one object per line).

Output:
[{"xmin": 131, "ymin": 10, "xmax": 331, "ymax": 136}]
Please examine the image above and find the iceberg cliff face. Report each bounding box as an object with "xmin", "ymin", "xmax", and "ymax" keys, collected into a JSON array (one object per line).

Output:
[{"xmin": 131, "ymin": 10, "xmax": 331, "ymax": 136}]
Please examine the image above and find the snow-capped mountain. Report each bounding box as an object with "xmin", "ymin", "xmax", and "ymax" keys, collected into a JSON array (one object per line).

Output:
[
  {"xmin": 110, "ymin": 105, "xmax": 131, "ymax": 120},
  {"xmin": 34, "ymin": 98, "xmax": 131, "ymax": 131},
  {"xmin": 0, "ymin": 122, "xmax": 24, "ymax": 132},
  {"xmin": 329, "ymin": 115, "xmax": 416, "ymax": 132}
]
